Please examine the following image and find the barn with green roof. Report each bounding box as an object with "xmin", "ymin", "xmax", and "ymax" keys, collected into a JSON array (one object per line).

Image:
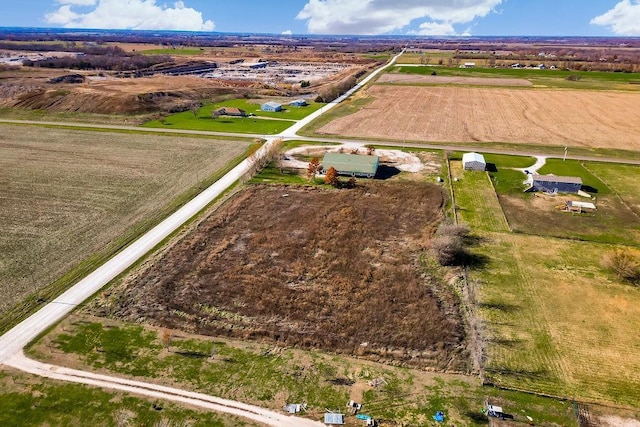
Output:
[{"xmin": 321, "ymin": 153, "xmax": 379, "ymax": 178}]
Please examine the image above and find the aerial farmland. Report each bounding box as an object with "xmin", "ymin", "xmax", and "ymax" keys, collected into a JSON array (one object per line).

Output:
[{"xmin": 1, "ymin": 23, "xmax": 640, "ymax": 427}]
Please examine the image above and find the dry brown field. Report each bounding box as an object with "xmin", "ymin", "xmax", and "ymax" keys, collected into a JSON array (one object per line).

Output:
[
  {"xmin": 0, "ymin": 124, "xmax": 250, "ymax": 314},
  {"xmin": 94, "ymin": 183, "xmax": 469, "ymax": 371},
  {"xmin": 378, "ymin": 73, "xmax": 533, "ymax": 86},
  {"xmin": 317, "ymin": 85, "xmax": 640, "ymax": 150}
]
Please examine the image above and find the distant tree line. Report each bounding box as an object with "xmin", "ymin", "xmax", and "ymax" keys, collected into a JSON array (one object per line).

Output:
[{"xmin": 23, "ymin": 53, "xmax": 172, "ymax": 72}]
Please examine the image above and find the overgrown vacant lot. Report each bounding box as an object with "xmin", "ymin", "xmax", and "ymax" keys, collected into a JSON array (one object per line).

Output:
[
  {"xmin": 0, "ymin": 124, "xmax": 250, "ymax": 314},
  {"xmin": 96, "ymin": 183, "xmax": 469, "ymax": 370},
  {"xmin": 317, "ymin": 85, "xmax": 640, "ymax": 150}
]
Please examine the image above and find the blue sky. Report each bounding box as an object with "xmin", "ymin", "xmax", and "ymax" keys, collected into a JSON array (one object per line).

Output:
[{"xmin": 1, "ymin": 0, "xmax": 639, "ymax": 36}]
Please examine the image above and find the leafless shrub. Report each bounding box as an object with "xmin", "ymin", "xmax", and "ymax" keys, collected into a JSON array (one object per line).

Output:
[
  {"xmin": 431, "ymin": 223, "xmax": 471, "ymax": 266},
  {"xmin": 604, "ymin": 249, "xmax": 640, "ymax": 284}
]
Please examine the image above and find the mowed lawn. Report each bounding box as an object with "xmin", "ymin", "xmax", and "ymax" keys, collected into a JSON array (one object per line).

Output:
[
  {"xmin": 583, "ymin": 162, "xmax": 640, "ymax": 215},
  {"xmin": 0, "ymin": 124, "xmax": 251, "ymax": 315},
  {"xmin": 143, "ymin": 99, "xmax": 323, "ymax": 134},
  {"xmin": 473, "ymin": 233, "xmax": 640, "ymax": 408},
  {"xmin": 451, "ymin": 154, "xmax": 640, "ymax": 407},
  {"xmin": 450, "ymin": 160, "xmax": 510, "ymax": 233}
]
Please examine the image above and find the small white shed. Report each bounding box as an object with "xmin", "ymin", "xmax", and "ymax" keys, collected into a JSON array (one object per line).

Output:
[{"xmin": 462, "ymin": 152, "xmax": 486, "ymax": 171}]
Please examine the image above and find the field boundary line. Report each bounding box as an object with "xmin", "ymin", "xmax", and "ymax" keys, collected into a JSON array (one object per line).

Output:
[{"xmin": 445, "ymin": 152, "xmax": 458, "ymax": 224}]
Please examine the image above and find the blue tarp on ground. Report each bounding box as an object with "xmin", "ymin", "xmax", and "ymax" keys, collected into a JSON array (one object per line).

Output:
[
  {"xmin": 356, "ymin": 414, "xmax": 372, "ymax": 420},
  {"xmin": 433, "ymin": 411, "xmax": 445, "ymax": 422}
]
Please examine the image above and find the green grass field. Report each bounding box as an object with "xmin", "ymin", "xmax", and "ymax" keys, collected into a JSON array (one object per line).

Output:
[
  {"xmin": 27, "ymin": 315, "xmax": 578, "ymax": 426},
  {"xmin": 584, "ymin": 163, "xmax": 640, "ymax": 215},
  {"xmin": 143, "ymin": 99, "xmax": 323, "ymax": 134},
  {"xmin": 0, "ymin": 368, "xmax": 256, "ymax": 427},
  {"xmin": 446, "ymin": 154, "xmax": 640, "ymax": 408},
  {"xmin": 393, "ymin": 65, "xmax": 640, "ymax": 90},
  {"xmin": 450, "ymin": 161, "xmax": 510, "ymax": 233},
  {"xmin": 473, "ymin": 233, "xmax": 640, "ymax": 408}
]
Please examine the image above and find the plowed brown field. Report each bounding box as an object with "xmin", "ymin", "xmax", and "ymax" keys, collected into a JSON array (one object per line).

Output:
[{"xmin": 318, "ymin": 85, "xmax": 640, "ymax": 150}]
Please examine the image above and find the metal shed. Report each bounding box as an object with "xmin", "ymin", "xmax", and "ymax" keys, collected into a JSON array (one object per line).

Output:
[
  {"xmin": 321, "ymin": 153, "xmax": 379, "ymax": 178},
  {"xmin": 462, "ymin": 152, "xmax": 486, "ymax": 171},
  {"xmin": 324, "ymin": 413, "xmax": 345, "ymax": 425},
  {"xmin": 261, "ymin": 101, "xmax": 282, "ymax": 112},
  {"xmin": 289, "ymin": 99, "xmax": 308, "ymax": 107}
]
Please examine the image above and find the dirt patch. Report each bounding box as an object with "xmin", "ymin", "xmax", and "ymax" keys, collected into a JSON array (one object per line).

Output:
[
  {"xmin": 317, "ymin": 85, "xmax": 640, "ymax": 150},
  {"xmin": 598, "ymin": 416, "xmax": 640, "ymax": 427},
  {"xmin": 378, "ymin": 73, "xmax": 533, "ymax": 86},
  {"xmin": 92, "ymin": 183, "xmax": 468, "ymax": 370}
]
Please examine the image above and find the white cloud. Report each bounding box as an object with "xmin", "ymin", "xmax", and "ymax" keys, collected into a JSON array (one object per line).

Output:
[
  {"xmin": 591, "ymin": 0, "xmax": 640, "ymax": 36},
  {"xmin": 45, "ymin": 0, "xmax": 214, "ymax": 31},
  {"xmin": 296, "ymin": 0, "xmax": 502, "ymax": 35},
  {"xmin": 281, "ymin": 30, "xmax": 293, "ymax": 35},
  {"xmin": 417, "ymin": 21, "xmax": 456, "ymax": 36}
]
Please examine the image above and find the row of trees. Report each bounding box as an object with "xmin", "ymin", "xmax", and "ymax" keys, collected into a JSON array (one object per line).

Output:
[
  {"xmin": 23, "ymin": 53, "xmax": 171, "ymax": 71},
  {"xmin": 315, "ymin": 76, "xmax": 357, "ymax": 103}
]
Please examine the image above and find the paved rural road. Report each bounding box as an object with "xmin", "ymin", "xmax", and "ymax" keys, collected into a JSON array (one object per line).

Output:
[{"xmin": 0, "ymin": 51, "xmax": 406, "ymax": 426}]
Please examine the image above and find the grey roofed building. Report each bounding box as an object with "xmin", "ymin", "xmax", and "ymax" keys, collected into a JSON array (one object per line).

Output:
[
  {"xmin": 528, "ymin": 174, "xmax": 582, "ymax": 193},
  {"xmin": 289, "ymin": 99, "xmax": 308, "ymax": 107},
  {"xmin": 321, "ymin": 153, "xmax": 379, "ymax": 178},
  {"xmin": 261, "ymin": 101, "xmax": 282, "ymax": 112},
  {"xmin": 324, "ymin": 413, "xmax": 345, "ymax": 425}
]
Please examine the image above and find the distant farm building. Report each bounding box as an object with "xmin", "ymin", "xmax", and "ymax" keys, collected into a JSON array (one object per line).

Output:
[
  {"xmin": 461, "ymin": 62, "xmax": 476, "ymax": 68},
  {"xmin": 261, "ymin": 101, "xmax": 282, "ymax": 112},
  {"xmin": 214, "ymin": 107, "xmax": 246, "ymax": 117},
  {"xmin": 289, "ymin": 99, "xmax": 308, "ymax": 107},
  {"xmin": 324, "ymin": 413, "xmax": 345, "ymax": 426},
  {"xmin": 527, "ymin": 174, "xmax": 582, "ymax": 193},
  {"xmin": 322, "ymin": 153, "xmax": 379, "ymax": 178},
  {"xmin": 462, "ymin": 152, "xmax": 486, "ymax": 171}
]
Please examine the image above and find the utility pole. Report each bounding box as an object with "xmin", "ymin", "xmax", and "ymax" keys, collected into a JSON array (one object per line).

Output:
[{"xmin": 563, "ymin": 146, "xmax": 568, "ymax": 161}]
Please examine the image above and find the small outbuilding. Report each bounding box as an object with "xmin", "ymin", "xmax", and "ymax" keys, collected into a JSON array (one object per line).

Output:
[
  {"xmin": 289, "ymin": 99, "xmax": 308, "ymax": 107},
  {"xmin": 214, "ymin": 107, "xmax": 246, "ymax": 117},
  {"xmin": 324, "ymin": 413, "xmax": 345, "ymax": 426},
  {"xmin": 528, "ymin": 174, "xmax": 582, "ymax": 194},
  {"xmin": 261, "ymin": 101, "xmax": 282, "ymax": 112},
  {"xmin": 322, "ymin": 153, "xmax": 379, "ymax": 178},
  {"xmin": 566, "ymin": 201, "xmax": 596, "ymax": 213},
  {"xmin": 462, "ymin": 152, "xmax": 486, "ymax": 171}
]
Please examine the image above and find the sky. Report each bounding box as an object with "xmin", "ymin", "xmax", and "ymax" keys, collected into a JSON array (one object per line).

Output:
[{"xmin": 1, "ymin": 0, "xmax": 640, "ymax": 37}]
